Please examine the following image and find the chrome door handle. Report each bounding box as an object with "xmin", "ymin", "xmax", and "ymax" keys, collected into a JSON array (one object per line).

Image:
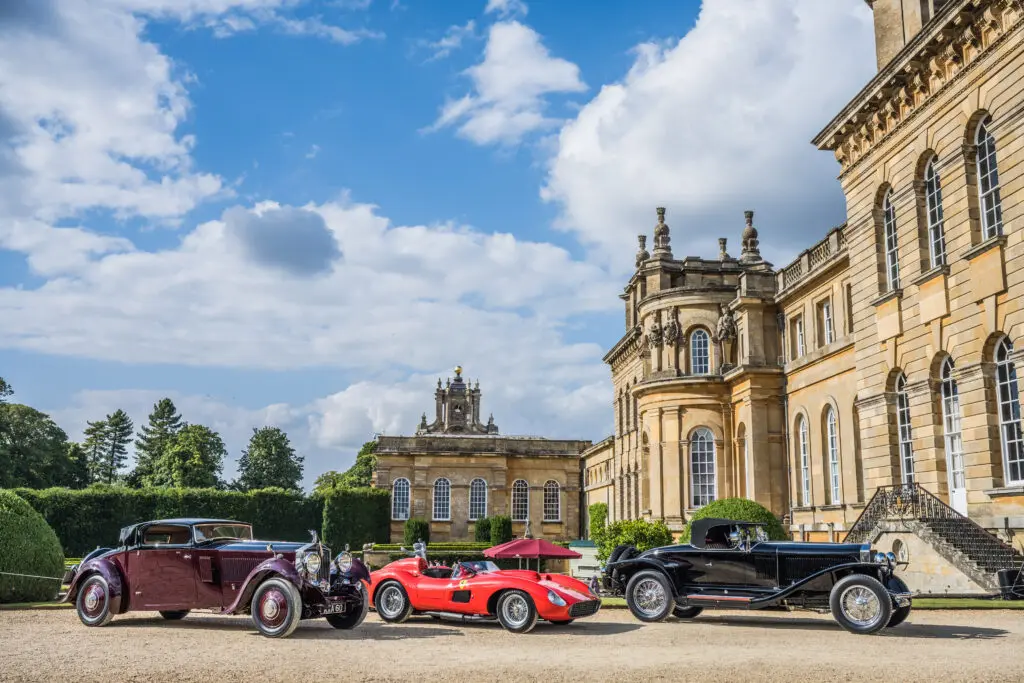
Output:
[{"xmin": 183, "ymin": 554, "xmax": 192, "ymax": 559}]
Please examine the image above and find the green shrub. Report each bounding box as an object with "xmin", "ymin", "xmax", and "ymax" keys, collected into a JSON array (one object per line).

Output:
[
  {"xmin": 473, "ymin": 517, "xmax": 492, "ymax": 542},
  {"xmin": 321, "ymin": 487, "xmax": 391, "ymax": 550},
  {"xmin": 489, "ymin": 515, "xmax": 512, "ymax": 545},
  {"xmin": 680, "ymin": 498, "xmax": 787, "ymax": 543},
  {"xmin": 403, "ymin": 518, "xmax": 430, "ymax": 546},
  {"xmin": 0, "ymin": 489, "xmax": 65, "ymax": 603},
  {"xmin": 588, "ymin": 502, "xmax": 608, "ymax": 541},
  {"xmin": 596, "ymin": 519, "xmax": 674, "ymax": 563}
]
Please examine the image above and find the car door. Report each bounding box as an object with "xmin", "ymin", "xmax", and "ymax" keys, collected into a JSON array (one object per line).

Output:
[
  {"xmin": 413, "ymin": 575, "xmax": 456, "ymax": 611},
  {"xmin": 128, "ymin": 523, "xmax": 198, "ymax": 610}
]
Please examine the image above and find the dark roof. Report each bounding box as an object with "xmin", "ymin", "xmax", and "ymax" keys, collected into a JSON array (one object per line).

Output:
[
  {"xmin": 142, "ymin": 518, "xmax": 248, "ymax": 526},
  {"xmin": 689, "ymin": 518, "xmax": 765, "ymax": 549}
]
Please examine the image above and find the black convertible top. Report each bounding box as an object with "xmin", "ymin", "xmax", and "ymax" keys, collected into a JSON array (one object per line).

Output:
[{"xmin": 688, "ymin": 518, "xmax": 765, "ymax": 549}]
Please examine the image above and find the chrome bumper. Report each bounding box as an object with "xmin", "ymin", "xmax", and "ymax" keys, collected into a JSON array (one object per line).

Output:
[{"xmin": 892, "ymin": 592, "xmax": 912, "ymax": 608}]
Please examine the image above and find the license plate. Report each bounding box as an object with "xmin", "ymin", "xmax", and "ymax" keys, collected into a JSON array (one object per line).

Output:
[{"xmin": 325, "ymin": 602, "xmax": 346, "ymax": 615}]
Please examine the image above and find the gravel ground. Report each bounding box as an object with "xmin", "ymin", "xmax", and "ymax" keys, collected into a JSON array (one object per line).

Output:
[{"xmin": 2, "ymin": 608, "xmax": 1023, "ymax": 682}]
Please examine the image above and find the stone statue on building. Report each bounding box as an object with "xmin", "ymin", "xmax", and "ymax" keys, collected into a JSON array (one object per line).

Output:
[
  {"xmin": 635, "ymin": 234, "xmax": 650, "ymax": 269},
  {"xmin": 647, "ymin": 320, "xmax": 663, "ymax": 348},
  {"xmin": 652, "ymin": 207, "xmax": 672, "ymax": 258},
  {"xmin": 713, "ymin": 304, "xmax": 737, "ymax": 371},
  {"xmin": 663, "ymin": 318, "xmax": 680, "ymax": 346}
]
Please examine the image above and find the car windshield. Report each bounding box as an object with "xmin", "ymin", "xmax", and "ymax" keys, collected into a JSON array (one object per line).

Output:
[
  {"xmin": 193, "ymin": 523, "xmax": 253, "ymax": 543},
  {"xmin": 452, "ymin": 561, "xmax": 500, "ymax": 579}
]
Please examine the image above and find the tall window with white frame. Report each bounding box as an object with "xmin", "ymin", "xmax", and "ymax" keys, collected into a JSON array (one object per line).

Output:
[
  {"xmin": 511, "ymin": 479, "xmax": 530, "ymax": 521},
  {"xmin": 543, "ymin": 480, "xmax": 560, "ymax": 522},
  {"xmin": 940, "ymin": 358, "xmax": 966, "ymax": 495},
  {"xmin": 391, "ymin": 477, "xmax": 410, "ymax": 521},
  {"xmin": 690, "ymin": 428, "xmax": 717, "ymax": 508},
  {"xmin": 691, "ymin": 329, "xmax": 710, "ymax": 374},
  {"xmin": 924, "ymin": 157, "xmax": 947, "ymax": 268},
  {"xmin": 883, "ymin": 190, "xmax": 900, "ymax": 291},
  {"xmin": 976, "ymin": 116, "xmax": 1004, "ymax": 239},
  {"xmin": 895, "ymin": 374, "xmax": 915, "ymax": 484},
  {"xmin": 798, "ymin": 416, "xmax": 810, "ymax": 506},
  {"xmin": 996, "ymin": 338, "xmax": 1024, "ymax": 485},
  {"xmin": 819, "ymin": 299, "xmax": 834, "ymax": 346},
  {"xmin": 469, "ymin": 478, "xmax": 488, "ymax": 520},
  {"xmin": 432, "ymin": 478, "xmax": 451, "ymax": 521},
  {"xmin": 826, "ymin": 407, "xmax": 841, "ymax": 504},
  {"xmin": 795, "ymin": 316, "xmax": 805, "ymax": 357}
]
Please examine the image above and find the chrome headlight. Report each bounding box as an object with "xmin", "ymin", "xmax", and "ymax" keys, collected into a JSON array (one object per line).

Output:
[
  {"xmin": 874, "ymin": 551, "xmax": 887, "ymax": 564},
  {"xmin": 304, "ymin": 551, "xmax": 322, "ymax": 575},
  {"xmin": 547, "ymin": 590, "xmax": 566, "ymax": 607},
  {"xmin": 859, "ymin": 544, "xmax": 872, "ymax": 563},
  {"xmin": 335, "ymin": 551, "xmax": 353, "ymax": 573},
  {"xmin": 886, "ymin": 551, "xmax": 897, "ymax": 565}
]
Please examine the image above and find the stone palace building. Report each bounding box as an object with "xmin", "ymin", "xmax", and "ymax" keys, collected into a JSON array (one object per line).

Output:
[{"xmin": 583, "ymin": 0, "xmax": 1024, "ymax": 594}]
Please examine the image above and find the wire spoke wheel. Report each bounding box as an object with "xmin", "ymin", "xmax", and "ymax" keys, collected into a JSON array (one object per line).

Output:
[
  {"xmin": 839, "ymin": 585, "xmax": 882, "ymax": 627},
  {"xmin": 632, "ymin": 578, "xmax": 667, "ymax": 618},
  {"xmin": 378, "ymin": 585, "xmax": 405, "ymax": 619},
  {"xmin": 501, "ymin": 594, "xmax": 529, "ymax": 628}
]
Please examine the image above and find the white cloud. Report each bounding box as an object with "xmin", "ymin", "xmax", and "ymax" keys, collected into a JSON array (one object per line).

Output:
[
  {"xmin": 305, "ymin": 143, "xmax": 321, "ymax": 159},
  {"xmin": 425, "ymin": 20, "xmax": 586, "ymax": 146},
  {"xmin": 541, "ymin": 0, "xmax": 876, "ymax": 269},
  {"xmin": 484, "ymin": 0, "xmax": 527, "ymax": 20},
  {"xmin": 420, "ymin": 20, "xmax": 478, "ymax": 61}
]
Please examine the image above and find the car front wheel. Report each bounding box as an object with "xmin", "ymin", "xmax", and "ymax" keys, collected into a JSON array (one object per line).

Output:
[
  {"xmin": 159, "ymin": 610, "xmax": 190, "ymax": 620},
  {"xmin": 251, "ymin": 577, "xmax": 303, "ymax": 638},
  {"xmin": 495, "ymin": 590, "xmax": 538, "ymax": 634},
  {"xmin": 374, "ymin": 581, "xmax": 413, "ymax": 623},
  {"xmin": 829, "ymin": 574, "xmax": 893, "ymax": 635},
  {"xmin": 625, "ymin": 570, "xmax": 676, "ymax": 623},
  {"xmin": 326, "ymin": 588, "xmax": 370, "ymax": 630},
  {"xmin": 76, "ymin": 575, "xmax": 114, "ymax": 627}
]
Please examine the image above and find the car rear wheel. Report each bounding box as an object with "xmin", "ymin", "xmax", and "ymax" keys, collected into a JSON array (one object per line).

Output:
[
  {"xmin": 496, "ymin": 590, "xmax": 538, "ymax": 634},
  {"xmin": 887, "ymin": 604, "xmax": 911, "ymax": 628},
  {"xmin": 829, "ymin": 574, "xmax": 892, "ymax": 635},
  {"xmin": 374, "ymin": 581, "xmax": 413, "ymax": 623},
  {"xmin": 673, "ymin": 605, "xmax": 703, "ymax": 619},
  {"xmin": 76, "ymin": 575, "xmax": 114, "ymax": 627},
  {"xmin": 251, "ymin": 577, "xmax": 302, "ymax": 638},
  {"xmin": 326, "ymin": 587, "xmax": 370, "ymax": 630},
  {"xmin": 625, "ymin": 570, "xmax": 676, "ymax": 623},
  {"xmin": 159, "ymin": 610, "xmax": 190, "ymax": 620}
]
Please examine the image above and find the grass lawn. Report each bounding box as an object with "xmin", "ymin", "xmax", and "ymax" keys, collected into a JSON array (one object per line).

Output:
[{"xmin": 599, "ymin": 596, "xmax": 1024, "ymax": 610}]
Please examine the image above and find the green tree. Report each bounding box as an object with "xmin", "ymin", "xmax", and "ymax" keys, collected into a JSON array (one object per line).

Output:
[
  {"xmin": 0, "ymin": 403, "xmax": 72, "ymax": 488},
  {"xmin": 82, "ymin": 418, "xmax": 107, "ymax": 483},
  {"xmin": 588, "ymin": 502, "xmax": 608, "ymax": 541},
  {"xmin": 87, "ymin": 409, "xmax": 133, "ymax": 484},
  {"xmin": 64, "ymin": 442, "xmax": 91, "ymax": 489},
  {"xmin": 338, "ymin": 440, "xmax": 378, "ymax": 488},
  {"xmin": 235, "ymin": 426, "xmax": 304, "ymax": 491},
  {"xmin": 153, "ymin": 424, "xmax": 226, "ymax": 488},
  {"xmin": 312, "ymin": 470, "xmax": 346, "ymax": 498},
  {"xmin": 0, "ymin": 377, "xmax": 12, "ymax": 403},
  {"xmin": 595, "ymin": 519, "xmax": 674, "ymax": 563},
  {"xmin": 131, "ymin": 398, "xmax": 183, "ymax": 486}
]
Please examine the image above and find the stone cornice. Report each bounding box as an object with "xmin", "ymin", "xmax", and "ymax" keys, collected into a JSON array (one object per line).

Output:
[
  {"xmin": 813, "ymin": 0, "xmax": 1024, "ymax": 174},
  {"xmin": 603, "ymin": 325, "xmax": 642, "ymax": 370}
]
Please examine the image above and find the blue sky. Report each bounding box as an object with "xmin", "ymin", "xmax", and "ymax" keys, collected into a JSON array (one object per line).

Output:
[{"xmin": 0, "ymin": 0, "xmax": 876, "ymax": 488}]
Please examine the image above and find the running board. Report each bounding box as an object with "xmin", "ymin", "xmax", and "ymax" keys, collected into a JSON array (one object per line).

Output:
[
  {"xmin": 685, "ymin": 594, "xmax": 751, "ymax": 602},
  {"xmin": 682, "ymin": 594, "xmax": 756, "ymax": 609},
  {"xmin": 424, "ymin": 611, "xmax": 496, "ymax": 622}
]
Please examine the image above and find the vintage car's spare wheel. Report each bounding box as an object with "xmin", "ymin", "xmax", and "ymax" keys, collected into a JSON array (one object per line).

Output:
[
  {"xmin": 326, "ymin": 585, "xmax": 370, "ymax": 630},
  {"xmin": 76, "ymin": 575, "xmax": 114, "ymax": 627},
  {"xmin": 829, "ymin": 574, "xmax": 893, "ymax": 635},
  {"xmin": 496, "ymin": 590, "xmax": 538, "ymax": 634},
  {"xmin": 251, "ymin": 577, "xmax": 303, "ymax": 638},
  {"xmin": 673, "ymin": 605, "xmax": 703, "ymax": 619},
  {"xmin": 625, "ymin": 570, "xmax": 676, "ymax": 622},
  {"xmin": 374, "ymin": 581, "xmax": 413, "ymax": 623},
  {"xmin": 159, "ymin": 610, "xmax": 190, "ymax": 620}
]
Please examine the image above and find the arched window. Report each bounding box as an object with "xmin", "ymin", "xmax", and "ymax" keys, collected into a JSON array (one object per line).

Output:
[
  {"xmin": 798, "ymin": 416, "xmax": 810, "ymax": 506},
  {"xmin": 691, "ymin": 329, "xmax": 710, "ymax": 375},
  {"xmin": 432, "ymin": 478, "xmax": 451, "ymax": 521},
  {"xmin": 391, "ymin": 477, "xmax": 410, "ymax": 521},
  {"xmin": 511, "ymin": 479, "xmax": 530, "ymax": 521},
  {"xmin": 941, "ymin": 358, "xmax": 966, "ymax": 498},
  {"xmin": 976, "ymin": 116, "xmax": 1004, "ymax": 239},
  {"xmin": 543, "ymin": 480, "xmax": 560, "ymax": 522},
  {"xmin": 469, "ymin": 478, "xmax": 488, "ymax": 520},
  {"xmin": 883, "ymin": 190, "xmax": 900, "ymax": 291},
  {"xmin": 896, "ymin": 374, "xmax": 915, "ymax": 484},
  {"xmin": 690, "ymin": 428, "xmax": 716, "ymax": 508},
  {"xmin": 826, "ymin": 407, "xmax": 841, "ymax": 504},
  {"xmin": 996, "ymin": 338, "xmax": 1024, "ymax": 485},
  {"xmin": 923, "ymin": 157, "xmax": 946, "ymax": 268}
]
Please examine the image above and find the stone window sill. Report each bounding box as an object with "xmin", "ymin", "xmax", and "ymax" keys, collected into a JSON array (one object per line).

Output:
[
  {"xmin": 870, "ymin": 288, "xmax": 903, "ymax": 308},
  {"xmin": 964, "ymin": 234, "xmax": 1007, "ymax": 261},
  {"xmin": 985, "ymin": 485, "xmax": 1024, "ymax": 498},
  {"xmin": 791, "ymin": 506, "xmax": 814, "ymax": 512},
  {"xmin": 431, "ymin": 519, "xmax": 452, "ymax": 524},
  {"xmin": 819, "ymin": 504, "xmax": 845, "ymax": 511},
  {"xmin": 910, "ymin": 264, "xmax": 949, "ymax": 287}
]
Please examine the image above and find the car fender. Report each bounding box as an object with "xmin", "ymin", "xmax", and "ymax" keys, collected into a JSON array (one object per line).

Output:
[
  {"xmin": 368, "ymin": 567, "xmax": 417, "ymax": 603},
  {"xmin": 345, "ymin": 558, "xmax": 371, "ymax": 585},
  {"xmin": 224, "ymin": 557, "xmax": 305, "ymax": 615},
  {"xmin": 63, "ymin": 557, "xmax": 125, "ymax": 614},
  {"xmin": 482, "ymin": 574, "xmax": 576, "ymax": 616},
  {"xmin": 885, "ymin": 574, "xmax": 911, "ymax": 596},
  {"xmin": 767, "ymin": 561, "xmax": 890, "ymax": 602},
  {"xmin": 605, "ymin": 555, "xmax": 674, "ymax": 590}
]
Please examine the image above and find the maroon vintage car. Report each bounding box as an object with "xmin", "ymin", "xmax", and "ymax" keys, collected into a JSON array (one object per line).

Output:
[{"xmin": 63, "ymin": 518, "xmax": 370, "ymax": 638}]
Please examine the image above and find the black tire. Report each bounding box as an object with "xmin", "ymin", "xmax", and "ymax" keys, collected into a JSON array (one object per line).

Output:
[
  {"xmin": 607, "ymin": 544, "xmax": 632, "ymax": 565},
  {"xmin": 159, "ymin": 610, "xmax": 190, "ymax": 620},
  {"xmin": 548, "ymin": 619, "xmax": 574, "ymax": 625},
  {"xmin": 829, "ymin": 574, "xmax": 893, "ymax": 635},
  {"xmin": 496, "ymin": 590, "xmax": 538, "ymax": 634},
  {"xmin": 374, "ymin": 581, "xmax": 413, "ymax": 624},
  {"xmin": 673, "ymin": 605, "xmax": 703, "ymax": 619},
  {"xmin": 75, "ymin": 575, "xmax": 114, "ymax": 627},
  {"xmin": 625, "ymin": 570, "xmax": 676, "ymax": 623},
  {"xmin": 250, "ymin": 577, "xmax": 302, "ymax": 638},
  {"xmin": 887, "ymin": 604, "xmax": 911, "ymax": 628}
]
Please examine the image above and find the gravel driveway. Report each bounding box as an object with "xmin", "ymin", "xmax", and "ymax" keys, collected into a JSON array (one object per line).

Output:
[{"xmin": 2, "ymin": 608, "xmax": 1022, "ymax": 682}]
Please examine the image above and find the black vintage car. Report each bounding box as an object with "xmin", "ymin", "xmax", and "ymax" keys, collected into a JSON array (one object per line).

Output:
[{"xmin": 602, "ymin": 518, "xmax": 912, "ymax": 635}]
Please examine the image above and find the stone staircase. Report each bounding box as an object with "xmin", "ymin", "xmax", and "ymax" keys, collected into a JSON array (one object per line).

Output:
[{"xmin": 845, "ymin": 483, "xmax": 1024, "ymax": 594}]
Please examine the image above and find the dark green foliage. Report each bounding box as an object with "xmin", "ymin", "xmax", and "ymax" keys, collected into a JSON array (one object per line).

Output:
[
  {"xmin": 85, "ymin": 409, "xmax": 134, "ymax": 485},
  {"xmin": 361, "ymin": 550, "xmax": 552, "ymax": 572},
  {"xmin": 0, "ymin": 489, "xmax": 64, "ymax": 603},
  {"xmin": 64, "ymin": 443, "xmax": 90, "ymax": 489},
  {"xmin": 0, "ymin": 377, "xmax": 12, "ymax": 402},
  {"xmin": 337, "ymin": 441, "xmax": 378, "ymax": 488},
  {"xmin": 489, "ymin": 515, "xmax": 512, "ymax": 545},
  {"xmin": 82, "ymin": 419, "xmax": 107, "ymax": 484},
  {"xmin": 588, "ymin": 502, "xmax": 608, "ymax": 541},
  {"xmin": 235, "ymin": 427, "xmax": 303, "ymax": 491},
  {"xmin": 322, "ymin": 488, "xmax": 391, "ymax": 551},
  {"xmin": 404, "ymin": 518, "xmax": 430, "ymax": 546},
  {"xmin": 311, "ymin": 470, "xmax": 345, "ymax": 498},
  {"xmin": 0, "ymin": 404, "xmax": 77, "ymax": 489},
  {"xmin": 680, "ymin": 498, "xmax": 787, "ymax": 543},
  {"xmin": 152, "ymin": 424, "xmax": 226, "ymax": 488},
  {"xmin": 132, "ymin": 398, "xmax": 183, "ymax": 486},
  {"xmin": 13, "ymin": 486, "xmax": 323, "ymax": 556},
  {"xmin": 473, "ymin": 517, "xmax": 492, "ymax": 542},
  {"xmin": 596, "ymin": 519, "xmax": 674, "ymax": 562}
]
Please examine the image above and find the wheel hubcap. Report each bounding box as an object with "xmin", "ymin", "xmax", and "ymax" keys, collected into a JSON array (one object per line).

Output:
[
  {"xmin": 380, "ymin": 586, "xmax": 403, "ymax": 617},
  {"xmin": 633, "ymin": 578, "xmax": 666, "ymax": 617},
  {"xmin": 840, "ymin": 585, "xmax": 881, "ymax": 626},
  {"xmin": 259, "ymin": 588, "xmax": 287, "ymax": 627},
  {"xmin": 502, "ymin": 595, "xmax": 528, "ymax": 627},
  {"xmin": 81, "ymin": 582, "xmax": 104, "ymax": 619}
]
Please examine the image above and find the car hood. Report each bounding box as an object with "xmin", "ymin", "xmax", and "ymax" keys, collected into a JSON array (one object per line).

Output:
[
  {"xmin": 210, "ymin": 540, "xmax": 309, "ymax": 553},
  {"xmin": 640, "ymin": 541, "xmax": 867, "ymax": 557}
]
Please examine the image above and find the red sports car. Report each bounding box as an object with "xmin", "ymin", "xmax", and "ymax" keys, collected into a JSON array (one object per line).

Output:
[{"xmin": 368, "ymin": 543, "xmax": 601, "ymax": 633}]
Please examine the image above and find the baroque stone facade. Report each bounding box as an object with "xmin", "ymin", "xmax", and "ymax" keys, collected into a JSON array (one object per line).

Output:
[
  {"xmin": 373, "ymin": 367, "xmax": 591, "ymax": 542},
  {"xmin": 585, "ymin": 0, "xmax": 1024, "ymax": 545}
]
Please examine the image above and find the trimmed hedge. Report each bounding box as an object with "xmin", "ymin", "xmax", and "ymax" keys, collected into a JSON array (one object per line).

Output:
[
  {"xmin": 680, "ymin": 498, "xmax": 787, "ymax": 543},
  {"xmin": 15, "ymin": 486, "xmax": 323, "ymax": 556},
  {"xmin": 490, "ymin": 515, "xmax": 512, "ymax": 545},
  {"xmin": 473, "ymin": 517, "xmax": 492, "ymax": 542},
  {"xmin": 404, "ymin": 518, "xmax": 430, "ymax": 546},
  {"xmin": 321, "ymin": 487, "xmax": 390, "ymax": 551},
  {"xmin": 1, "ymin": 490, "xmax": 65, "ymax": 603},
  {"xmin": 588, "ymin": 502, "xmax": 608, "ymax": 540},
  {"xmin": 359, "ymin": 550, "xmax": 553, "ymax": 572},
  {"xmin": 595, "ymin": 519, "xmax": 674, "ymax": 563}
]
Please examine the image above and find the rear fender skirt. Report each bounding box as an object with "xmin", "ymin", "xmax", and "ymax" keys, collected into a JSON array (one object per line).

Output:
[
  {"xmin": 63, "ymin": 559, "xmax": 125, "ymax": 614},
  {"xmin": 223, "ymin": 558, "xmax": 305, "ymax": 615}
]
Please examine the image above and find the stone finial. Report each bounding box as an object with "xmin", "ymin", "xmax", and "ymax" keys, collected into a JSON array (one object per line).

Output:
[
  {"xmin": 652, "ymin": 206, "xmax": 672, "ymax": 257},
  {"xmin": 718, "ymin": 237, "xmax": 730, "ymax": 260},
  {"xmin": 740, "ymin": 209, "xmax": 762, "ymax": 264},
  {"xmin": 437, "ymin": 378, "xmax": 442, "ymax": 388},
  {"xmin": 635, "ymin": 234, "xmax": 650, "ymax": 268}
]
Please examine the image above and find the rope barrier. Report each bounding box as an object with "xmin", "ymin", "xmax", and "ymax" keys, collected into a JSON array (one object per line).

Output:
[{"xmin": 0, "ymin": 571, "xmax": 64, "ymax": 582}]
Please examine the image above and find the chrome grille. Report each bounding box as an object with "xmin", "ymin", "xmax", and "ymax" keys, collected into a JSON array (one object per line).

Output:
[{"xmin": 568, "ymin": 599, "xmax": 601, "ymax": 618}]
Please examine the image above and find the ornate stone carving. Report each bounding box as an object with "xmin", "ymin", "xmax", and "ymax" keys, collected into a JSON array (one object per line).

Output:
[
  {"xmin": 713, "ymin": 304, "xmax": 737, "ymax": 343},
  {"xmin": 652, "ymin": 207, "xmax": 672, "ymax": 257},
  {"xmin": 740, "ymin": 210, "xmax": 762, "ymax": 264},
  {"xmin": 647, "ymin": 320, "xmax": 664, "ymax": 348},
  {"xmin": 635, "ymin": 234, "xmax": 650, "ymax": 268},
  {"xmin": 663, "ymin": 318, "xmax": 680, "ymax": 346}
]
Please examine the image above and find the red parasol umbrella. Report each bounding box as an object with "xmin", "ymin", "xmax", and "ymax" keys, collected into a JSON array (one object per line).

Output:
[{"xmin": 484, "ymin": 538, "xmax": 582, "ymax": 570}]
